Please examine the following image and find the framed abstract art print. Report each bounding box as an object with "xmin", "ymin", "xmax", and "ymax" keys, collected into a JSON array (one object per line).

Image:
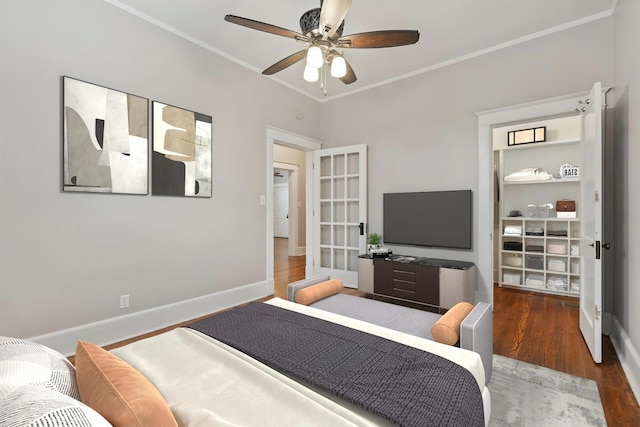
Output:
[{"xmin": 63, "ymin": 76, "xmax": 149, "ymax": 194}]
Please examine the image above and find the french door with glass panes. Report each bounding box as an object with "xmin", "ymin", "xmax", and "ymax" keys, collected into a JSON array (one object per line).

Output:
[{"xmin": 313, "ymin": 145, "xmax": 367, "ymax": 288}]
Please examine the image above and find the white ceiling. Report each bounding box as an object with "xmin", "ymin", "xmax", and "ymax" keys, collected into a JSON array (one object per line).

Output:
[{"xmin": 107, "ymin": 0, "xmax": 614, "ymax": 101}]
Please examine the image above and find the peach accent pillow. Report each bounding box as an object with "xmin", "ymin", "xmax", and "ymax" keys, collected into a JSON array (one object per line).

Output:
[
  {"xmin": 75, "ymin": 341, "xmax": 177, "ymax": 427},
  {"xmin": 295, "ymin": 279, "xmax": 344, "ymax": 305},
  {"xmin": 431, "ymin": 302, "xmax": 474, "ymax": 345}
]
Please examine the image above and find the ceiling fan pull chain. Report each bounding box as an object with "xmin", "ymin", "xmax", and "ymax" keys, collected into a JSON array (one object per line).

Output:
[{"xmin": 321, "ymin": 63, "xmax": 327, "ymax": 96}]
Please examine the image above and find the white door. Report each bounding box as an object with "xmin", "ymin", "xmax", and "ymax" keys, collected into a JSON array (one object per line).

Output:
[
  {"xmin": 313, "ymin": 145, "xmax": 367, "ymax": 288},
  {"xmin": 274, "ymin": 183, "xmax": 289, "ymax": 238},
  {"xmin": 579, "ymin": 82, "xmax": 604, "ymax": 363}
]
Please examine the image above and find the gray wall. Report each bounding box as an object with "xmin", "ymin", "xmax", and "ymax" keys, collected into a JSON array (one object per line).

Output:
[
  {"xmin": 319, "ymin": 18, "xmax": 614, "ymax": 264},
  {"xmin": 0, "ymin": 0, "xmax": 320, "ymax": 339},
  {"xmin": 612, "ymin": 0, "xmax": 640, "ymax": 394}
]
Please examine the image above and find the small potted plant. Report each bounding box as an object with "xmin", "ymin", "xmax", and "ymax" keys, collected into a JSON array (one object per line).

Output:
[{"xmin": 367, "ymin": 232, "xmax": 382, "ymax": 254}]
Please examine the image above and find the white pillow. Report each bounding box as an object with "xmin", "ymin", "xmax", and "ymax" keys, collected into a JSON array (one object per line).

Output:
[
  {"xmin": 0, "ymin": 337, "xmax": 112, "ymax": 426},
  {"xmin": 0, "ymin": 384, "xmax": 111, "ymax": 427},
  {"xmin": 0, "ymin": 336, "xmax": 79, "ymax": 399}
]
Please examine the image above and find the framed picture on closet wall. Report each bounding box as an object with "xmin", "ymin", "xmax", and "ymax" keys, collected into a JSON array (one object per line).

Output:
[{"xmin": 507, "ymin": 126, "xmax": 546, "ymax": 146}]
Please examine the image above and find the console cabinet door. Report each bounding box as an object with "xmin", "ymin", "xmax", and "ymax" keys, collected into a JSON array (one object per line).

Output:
[
  {"xmin": 416, "ymin": 265, "xmax": 439, "ymax": 306},
  {"xmin": 373, "ymin": 259, "xmax": 394, "ymax": 296}
]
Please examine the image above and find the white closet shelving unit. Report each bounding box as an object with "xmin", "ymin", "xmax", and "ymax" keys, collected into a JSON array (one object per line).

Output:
[{"xmin": 495, "ymin": 116, "xmax": 582, "ymax": 296}]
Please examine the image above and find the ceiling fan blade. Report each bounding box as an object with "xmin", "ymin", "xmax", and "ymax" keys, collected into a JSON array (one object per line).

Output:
[
  {"xmin": 319, "ymin": 0, "xmax": 352, "ymax": 38},
  {"xmin": 337, "ymin": 30, "xmax": 420, "ymax": 48},
  {"xmin": 262, "ymin": 49, "xmax": 307, "ymax": 75},
  {"xmin": 225, "ymin": 15, "xmax": 309, "ymax": 42},
  {"xmin": 339, "ymin": 58, "xmax": 357, "ymax": 84}
]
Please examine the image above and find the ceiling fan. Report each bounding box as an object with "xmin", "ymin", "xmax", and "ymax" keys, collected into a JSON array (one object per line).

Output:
[{"xmin": 224, "ymin": 0, "xmax": 419, "ymax": 89}]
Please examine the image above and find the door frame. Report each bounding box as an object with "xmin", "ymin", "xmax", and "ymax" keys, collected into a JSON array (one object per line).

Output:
[
  {"xmin": 476, "ymin": 90, "xmax": 594, "ymax": 306},
  {"xmin": 266, "ymin": 127, "xmax": 322, "ymax": 295}
]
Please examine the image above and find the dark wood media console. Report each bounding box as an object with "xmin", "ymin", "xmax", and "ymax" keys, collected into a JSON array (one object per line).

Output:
[{"xmin": 359, "ymin": 255, "xmax": 475, "ymax": 313}]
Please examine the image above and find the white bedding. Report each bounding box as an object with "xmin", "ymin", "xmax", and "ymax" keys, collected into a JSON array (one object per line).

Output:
[{"xmin": 112, "ymin": 298, "xmax": 490, "ymax": 426}]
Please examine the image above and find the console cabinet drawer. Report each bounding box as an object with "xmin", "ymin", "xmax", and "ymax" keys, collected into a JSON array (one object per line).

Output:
[
  {"xmin": 393, "ymin": 279, "xmax": 416, "ymax": 292},
  {"xmin": 373, "ymin": 259, "xmax": 439, "ymax": 306},
  {"xmin": 393, "ymin": 270, "xmax": 416, "ymax": 283}
]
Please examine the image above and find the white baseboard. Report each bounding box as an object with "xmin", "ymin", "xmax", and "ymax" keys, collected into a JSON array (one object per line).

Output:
[
  {"xmin": 295, "ymin": 246, "xmax": 306, "ymax": 256},
  {"xmin": 28, "ymin": 280, "xmax": 269, "ymax": 357},
  {"xmin": 610, "ymin": 315, "xmax": 640, "ymax": 403}
]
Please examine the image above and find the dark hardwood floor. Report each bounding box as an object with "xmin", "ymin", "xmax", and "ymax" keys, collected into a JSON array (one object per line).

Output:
[
  {"xmin": 493, "ymin": 284, "xmax": 640, "ymax": 426},
  {"xmin": 79, "ymin": 240, "xmax": 638, "ymax": 426},
  {"xmin": 273, "ymin": 237, "xmax": 305, "ymax": 299}
]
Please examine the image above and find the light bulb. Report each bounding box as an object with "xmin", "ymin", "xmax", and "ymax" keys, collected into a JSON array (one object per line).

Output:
[
  {"xmin": 306, "ymin": 46, "xmax": 323, "ymax": 69},
  {"xmin": 330, "ymin": 55, "xmax": 347, "ymax": 78},
  {"xmin": 303, "ymin": 65, "xmax": 319, "ymax": 82}
]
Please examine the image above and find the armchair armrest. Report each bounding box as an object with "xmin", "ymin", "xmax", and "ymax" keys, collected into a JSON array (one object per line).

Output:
[{"xmin": 460, "ymin": 302, "xmax": 493, "ymax": 382}]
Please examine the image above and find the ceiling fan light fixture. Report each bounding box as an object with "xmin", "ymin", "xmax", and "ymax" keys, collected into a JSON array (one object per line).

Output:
[
  {"xmin": 303, "ymin": 64, "xmax": 319, "ymax": 82},
  {"xmin": 306, "ymin": 45, "xmax": 324, "ymax": 69},
  {"xmin": 330, "ymin": 55, "xmax": 347, "ymax": 78}
]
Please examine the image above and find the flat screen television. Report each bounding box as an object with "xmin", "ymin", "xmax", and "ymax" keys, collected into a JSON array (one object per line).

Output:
[{"xmin": 383, "ymin": 190, "xmax": 472, "ymax": 249}]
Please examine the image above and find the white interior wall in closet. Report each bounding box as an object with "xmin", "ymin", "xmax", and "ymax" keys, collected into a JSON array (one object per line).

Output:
[{"xmin": 494, "ymin": 115, "xmax": 582, "ymax": 296}]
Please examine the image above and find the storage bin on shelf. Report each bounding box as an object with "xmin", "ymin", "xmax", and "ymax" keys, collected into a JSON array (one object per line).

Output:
[
  {"xmin": 547, "ymin": 242, "xmax": 567, "ymax": 254},
  {"xmin": 503, "ymin": 271, "xmax": 522, "ymax": 285},
  {"xmin": 548, "ymin": 258, "xmax": 566, "ymax": 272},
  {"xmin": 528, "ymin": 204, "xmax": 553, "ymax": 218},
  {"xmin": 503, "ymin": 241, "xmax": 523, "ymax": 251},
  {"xmin": 526, "ymin": 255, "xmax": 544, "ymax": 270},
  {"xmin": 503, "ymin": 254, "xmax": 523, "ymax": 267}
]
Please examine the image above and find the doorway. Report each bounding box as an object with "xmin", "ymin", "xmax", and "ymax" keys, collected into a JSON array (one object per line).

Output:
[
  {"xmin": 265, "ymin": 127, "xmax": 322, "ymax": 296},
  {"xmin": 479, "ymin": 84, "xmax": 607, "ymax": 365}
]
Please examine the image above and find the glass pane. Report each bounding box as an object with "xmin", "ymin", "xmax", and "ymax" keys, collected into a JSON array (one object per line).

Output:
[
  {"xmin": 320, "ymin": 179, "xmax": 331, "ymax": 199},
  {"xmin": 347, "ymin": 250, "xmax": 359, "ymax": 271},
  {"xmin": 333, "ymin": 225, "xmax": 345, "ymax": 246},
  {"xmin": 320, "ymin": 202, "xmax": 331, "ymax": 222},
  {"xmin": 347, "ymin": 177, "xmax": 359, "ymax": 199},
  {"xmin": 347, "ymin": 201, "xmax": 359, "ymax": 223},
  {"xmin": 320, "ymin": 156, "xmax": 331, "ymax": 177},
  {"xmin": 333, "ymin": 248, "xmax": 345, "ymax": 270},
  {"xmin": 334, "ymin": 154, "xmax": 345, "ymax": 175},
  {"xmin": 347, "ymin": 225, "xmax": 359, "ymax": 247},
  {"xmin": 321, "ymin": 247, "xmax": 331, "ymax": 268},
  {"xmin": 333, "ymin": 201, "xmax": 345, "ymax": 223},
  {"xmin": 320, "ymin": 225, "xmax": 331, "ymax": 245},
  {"xmin": 333, "ymin": 178, "xmax": 345, "ymax": 199},
  {"xmin": 347, "ymin": 152, "xmax": 359, "ymax": 174}
]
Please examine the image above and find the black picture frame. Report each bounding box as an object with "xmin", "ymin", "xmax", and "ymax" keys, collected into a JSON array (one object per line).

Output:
[
  {"xmin": 151, "ymin": 101, "xmax": 212, "ymax": 197},
  {"xmin": 507, "ymin": 126, "xmax": 546, "ymax": 146}
]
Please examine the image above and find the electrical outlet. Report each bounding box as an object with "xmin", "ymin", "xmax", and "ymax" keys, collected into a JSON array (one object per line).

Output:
[{"xmin": 120, "ymin": 294, "xmax": 129, "ymax": 309}]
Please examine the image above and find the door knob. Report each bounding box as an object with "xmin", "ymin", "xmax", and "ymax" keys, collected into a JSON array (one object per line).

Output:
[{"xmin": 603, "ymin": 243, "xmax": 611, "ymax": 250}]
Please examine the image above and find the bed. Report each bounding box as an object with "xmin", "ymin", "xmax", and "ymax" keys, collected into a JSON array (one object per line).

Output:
[
  {"xmin": 113, "ymin": 297, "xmax": 489, "ymax": 426},
  {"xmin": 1, "ymin": 297, "xmax": 491, "ymax": 427}
]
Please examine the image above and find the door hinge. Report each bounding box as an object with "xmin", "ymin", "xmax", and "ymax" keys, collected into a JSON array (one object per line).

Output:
[{"xmin": 595, "ymin": 305, "xmax": 601, "ymax": 321}]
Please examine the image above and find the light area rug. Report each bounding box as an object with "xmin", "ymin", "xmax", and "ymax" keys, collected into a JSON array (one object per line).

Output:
[{"xmin": 488, "ymin": 355, "xmax": 607, "ymax": 426}]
